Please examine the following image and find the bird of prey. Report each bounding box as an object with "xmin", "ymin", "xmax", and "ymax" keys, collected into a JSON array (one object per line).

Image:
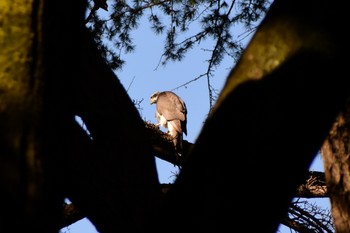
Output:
[{"xmin": 150, "ymin": 91, "xmax": 187, "ymax": 153}]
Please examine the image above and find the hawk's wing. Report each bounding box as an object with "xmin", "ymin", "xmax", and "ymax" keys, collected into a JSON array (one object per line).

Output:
[
  {"xmin": 156, "ymin": 91, "xmax": 187, "ymax": 121},
  {"xmin": 168, "ymin": 119, "xmax": 183, "ymax": 135}
]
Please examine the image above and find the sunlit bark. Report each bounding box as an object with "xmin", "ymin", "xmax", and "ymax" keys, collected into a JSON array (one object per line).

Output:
[
  {"xmin": 0, "ymin": 1, "xmax": 56, "ymax": 231},
  {"xmin": 322, "ymin": 101, "xmax": 350, "ymax": 233}
]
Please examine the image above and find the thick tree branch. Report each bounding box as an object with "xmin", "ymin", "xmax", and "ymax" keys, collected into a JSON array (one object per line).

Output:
[
  {"xmin": 157, "ymin": 0, "xmax": 350, "ymax": 232},
  {"xmin": 43, "ymin": 0, "xmax": 163, "ymax": 228},
  {"xmin": 60, "ymin": 169, "xmax": 328, "ymax": 229},
  {"xmin": 61, "ymin": 28, "xmax": 163, "ymax": 233},
  {"xmin": 144, "ymin": 121, "xmax": 194, "ymax": 166}
]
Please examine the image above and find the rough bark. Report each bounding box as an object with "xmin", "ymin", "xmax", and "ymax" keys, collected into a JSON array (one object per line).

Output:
[
  {"xmin": 0, "ymin": 1, "xmax": 60, "ymax": 231},
  {"xmin": 296, "ymin": 171, "xmax": 328, "ymax": 198},
  {"xmin": 321, "ymin": 101, "xmax": 350, "ymax": 233}
]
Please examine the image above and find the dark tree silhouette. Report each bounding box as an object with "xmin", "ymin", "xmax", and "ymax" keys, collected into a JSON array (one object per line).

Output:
[{"xmin": 0, "ymin": 0, "xmax": 349, "ymax": 233}]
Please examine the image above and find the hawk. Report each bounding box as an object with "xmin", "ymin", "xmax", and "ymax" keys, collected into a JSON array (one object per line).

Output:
[{"xmin": 150, "ymin": 91, "xmax": 187, "ymax": 153}]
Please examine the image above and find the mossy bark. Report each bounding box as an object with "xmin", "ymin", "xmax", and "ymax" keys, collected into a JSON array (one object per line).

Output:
[{"xmin": 0, "ymin": 0, "xmax": 55, "ymax": 231}]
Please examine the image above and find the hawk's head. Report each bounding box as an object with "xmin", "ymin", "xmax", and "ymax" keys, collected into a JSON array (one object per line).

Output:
[{"xmin": 150, "ymin": 92, "xmax": 160, "ymax": 104}]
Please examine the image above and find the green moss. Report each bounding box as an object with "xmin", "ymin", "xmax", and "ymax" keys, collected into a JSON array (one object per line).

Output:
[
  {"xmin": 0, "ymin": 0, "xmax": 35, "ymax": 152},
  {"xmin": 213, "ymin": 15, "xmax": 333, "ymax": 114}
]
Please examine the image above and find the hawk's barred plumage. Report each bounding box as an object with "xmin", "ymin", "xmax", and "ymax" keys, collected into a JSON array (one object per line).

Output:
[{"xmin": 150, "ymin": 91, "xmax": 187, "ymax": 153}]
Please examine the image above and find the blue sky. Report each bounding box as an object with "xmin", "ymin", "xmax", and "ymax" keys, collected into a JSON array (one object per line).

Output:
[{"xmin": 60, "ymin": 2, "xmax": 331, "ymax": 232}]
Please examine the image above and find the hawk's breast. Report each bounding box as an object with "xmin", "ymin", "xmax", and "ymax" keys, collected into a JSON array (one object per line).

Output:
[{"xmin": 158, "ymin": 113, "xmax": 168, "ymax": 128}]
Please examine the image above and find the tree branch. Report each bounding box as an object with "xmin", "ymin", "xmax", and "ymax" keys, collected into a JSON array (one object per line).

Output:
[
  {"xmin": 60, "ymin": 169, "xmax": 329, "ymax": 229},
  {"xmin": 144, "ymin": 121, "xmax": 194, "ymax": 166},
  {"xmin": 296, "ymin": 171, "xmax": 328, "ymax": 198}
]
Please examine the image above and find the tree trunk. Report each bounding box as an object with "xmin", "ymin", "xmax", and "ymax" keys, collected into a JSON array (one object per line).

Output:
[
  {"xmin": 1, "ymin": 0, "xmax": 162, "ymax": 232},
  {"xmin": 0, "ymin": 1, "xmax": 59, "ymax": 231},
  {"xmin": 2, "ymin": 0, "xmax": 350, "ymax": 233},
  {"xmin": 322, "ymin": 100, "xmax": 350, "ymax": 233},
  {"xmin": 39, "ymin": 0, "xmax": 163, "ymax": 232},
  {"xmin": 159, "ymin": 0, "xmax": 350, "ymax": 232}
]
